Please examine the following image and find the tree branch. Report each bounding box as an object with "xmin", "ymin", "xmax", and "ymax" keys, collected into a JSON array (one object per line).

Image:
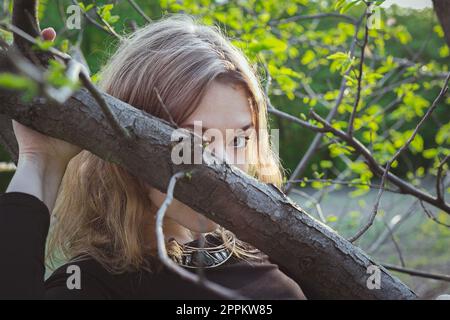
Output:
[
  {"xmin": 284, "ymin": 13, "xmax": 365, "ymax": 193},
  {"xmin": 127, "ymin": 0, "xmax": 152, "ymax": 24},
  {"xmin": 383, "ymin": 264, "xmax": 450, "ymax": 283},
  {"xmin": 156, "ymin": 171, "xmax": 246, "ymax": 300}
]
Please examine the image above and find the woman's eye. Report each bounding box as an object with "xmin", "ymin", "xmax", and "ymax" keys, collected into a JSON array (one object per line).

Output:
[{"xmin": 232, "ymin": 136, "xmax": 249, "ymax": 148}]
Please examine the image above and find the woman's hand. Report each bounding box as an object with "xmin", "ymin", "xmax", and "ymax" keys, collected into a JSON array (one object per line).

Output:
[
  {"xmin": 7, "ymin": 28, "xmax": 82, "ymax": 213},
  {"xmin": 13, "ymin": 27, "xmax": 81, "ymax": 164}
]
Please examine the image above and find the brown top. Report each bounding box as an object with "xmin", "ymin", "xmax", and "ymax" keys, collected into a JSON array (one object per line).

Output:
[{"xmin": 0, "ymin": 192, "xmax": 306, "ymax": 300}]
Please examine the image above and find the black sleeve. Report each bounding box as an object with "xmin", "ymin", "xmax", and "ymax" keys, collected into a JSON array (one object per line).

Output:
[
  {"xmin": 0, "ymin": 192, "xmax": 109, "ymax": 300},
  {"xmin": 0, "ymin": 192, "xmax": 50, "ymax": 299}
]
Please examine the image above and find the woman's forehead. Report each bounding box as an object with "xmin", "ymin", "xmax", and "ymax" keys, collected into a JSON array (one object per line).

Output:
[{"xmin": 181, "ymin": 80, "xmax": 253, "ymax": 130}]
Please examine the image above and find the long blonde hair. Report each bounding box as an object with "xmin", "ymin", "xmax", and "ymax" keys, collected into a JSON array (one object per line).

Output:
[{"xmin": 48, "ymin": 14, "xmax": 283, "ymax": 273}]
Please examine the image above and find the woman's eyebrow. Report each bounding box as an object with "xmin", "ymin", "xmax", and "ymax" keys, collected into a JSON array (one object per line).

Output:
[
  {"xmin": 240, "ymin": 123, "xmax": 254, "ymax": 131},
  {"xmin": 181, "ymin": 123, "xmax": 254, "ymax": 132}
]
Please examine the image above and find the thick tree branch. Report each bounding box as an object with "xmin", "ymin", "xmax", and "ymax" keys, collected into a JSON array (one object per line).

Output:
[{"xmin": 0, "ymin": 84, "xmax": 418, "ymax": 299}]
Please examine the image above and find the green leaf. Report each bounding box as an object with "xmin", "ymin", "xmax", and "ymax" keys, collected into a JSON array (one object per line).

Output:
[
  {"xmin": 0, "ymin": 73, "xmax": 34, "ymax": 90},
  {"xmin": 327, "ymin": 52, "xmax": 349, "ymax": 61},
  {"xmin": 0, "ymin": 73, "xmax": 38, "ymax": 101},
  {"xmin": 335, "ymin": 0, "xmax": 346, "ymax": 11},
  {"xmin": 33, "ymin": 39, "xmax": 53, "ymax": 51},
  {"xmin": 301, "ymin": 50, "xmax": 315, "ymax": 65},
  {"xmin": 326, "ymin": 215, "xmax": 338, "ymax": 223},
  {"xmin": 320, "ymin": 160, "xmax": 333, "ymax": 169},
  {"xmin": 423, "ymin": 148, "xmax": 438, "ymax": 159},
  {"xmin": 340, "ymin": 0, "xmax": 359, "ymax": 13}
]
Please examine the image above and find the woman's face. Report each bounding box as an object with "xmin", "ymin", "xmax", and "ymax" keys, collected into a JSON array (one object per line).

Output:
[{"xmin": 148, "ymin": 80, "xmax": 255, "ymax": 233}]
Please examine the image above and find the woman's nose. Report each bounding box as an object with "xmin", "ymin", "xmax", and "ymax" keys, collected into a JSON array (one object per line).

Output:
[{"xmin": 206, "ymin": 141, "xmax": 231, "ymax": 164}]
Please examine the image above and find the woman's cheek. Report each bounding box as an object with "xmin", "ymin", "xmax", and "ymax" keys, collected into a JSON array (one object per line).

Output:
[{"xmin": 149, "ymin": 187, "xmax": 218, "ymax": 233}]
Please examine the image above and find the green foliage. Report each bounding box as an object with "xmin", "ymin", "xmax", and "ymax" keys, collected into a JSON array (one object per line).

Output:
[
  {"xmin": 0, "ymin": 73, "xmax": 38, "ymax": 101},
  {"xmin": 97, "ymin": 4, "xmax": 120, "ymax": 24},
  {"xmin": 46, "ymin": 59, "xmax": 80, "ymax": 90}
]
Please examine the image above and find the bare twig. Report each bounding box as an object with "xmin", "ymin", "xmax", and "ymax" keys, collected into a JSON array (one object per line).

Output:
[
  {"xmin": 368, "ymin": 200, "xmax": 417, "ymax": 254},
  {"xmin": 154, "ymin": 87, "xmax": 177, "ymax": 127},
  {"xmin": 420, "ymin": 200, "xmax": 450, "ymax": 228},
  {"xmin": 267, "ymin": 105, "xmax": 325, "ymax": 132},
  {"xmin": 155, "ymin": 171, "xmax": 246, "ymax": 300},
  {"xmin": 436, "ymin": 154, "xmax": 449, "ymax": 202},
  {"xmin": 127, "ymin": 0, "xmax": 152, "ymax": 23},
  {"xmin": 349, "ymin": 72, "xmax": 449, "ymax": 241},
  {"xmin": 383, "ymin": 221, "xmax": 406, "ymax": 267},
  {"xmin": 308, "ymin": 70, "xmax": 450, "ymax": 219},
  {"xmin": 309, "ymin": 108, "xmax": 450, "ymax": 215},
  {"xmin": 383, "ymin": 264, "xmax": 450, "ymax": 283},
  {"xmin": 80, "ymin": 73, "xmax": 132, "ymax": 139},
  {"xmin": 284, "ymin": 13, "xmax": 365, "ymax": 193},
  {"xmin": 289, "ymin": 188, "xmax": 326, "ymax": 223},
  {"xmin": 287, "ymin": 178, "xmax": 402, "ymax": 194},
  {"xmin": 348, "ymin": 7, "xmax": 372, "ymax": 137}
]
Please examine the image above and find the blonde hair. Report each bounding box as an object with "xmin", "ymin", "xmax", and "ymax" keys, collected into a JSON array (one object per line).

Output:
[{"xmin": 48, "ymin": 14, "xmax": 283, "ymax": 273}]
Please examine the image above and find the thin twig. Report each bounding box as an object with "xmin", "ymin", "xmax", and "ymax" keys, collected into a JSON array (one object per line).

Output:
[
  {"xmin": 382, "ymin": 264, "xmax": 450, "ymax": 282},
  {"xmin": 368, "ymin": 200, "xmax": 417, "ymax": 254},
  {"xmin": 348, "ymin": 7, "xmax": 372, "ymax": 137},
  {"xmin": 127, "ymin": 0, "xmax": 152, "ymax": 23},
  {"xmin": 308, "ymin": 71, "xmax": 450, "ymax": 216},
  {"xmin": 0, "ymin": 22, "xmax": 71, "ymax": 61},
  {"xmin": 267, "ymin": 105, "xmax": 326, "ymax": 132},
  {"xmin": 284, "ymin": 13, "xmax": 365, "ymax": 193},
  {"xmin": 349, "ymin": 71, "xmax": 449, "ymax": 241},
  {"xmin": 287, "ymin": 178, "xmax": 402, "ymax": 194},
  {"xmin": 155, "ymin": 172, "xmax": 246, "ymax": 300},
  {"xmin": 70, "ymin": 0, "xmax": 121, "ymax": 40},
  {"xmin": 94, "ymin": 5, "xmax": 122, "ymax": 40},
  {"xmin": 80, "ymin": 73, "xmax": 132, "ymax": 140},
  {"xmin": 383, "ymin": 221, "xmax": 406, "ymax": 267},
  {"xmin": 289, "ymin": 188, "xmax": 326, "ymax": 223},
  {"xmin": 154, "ymin": 87, "xmax": 177, "ymax": 127},
  {"xmin": 420, "ymin": 200, "xmax": 450, "ymax": 228},
  {"xmin": 436, "ymin": 154, "xmax": 449, "ymax": 202}
]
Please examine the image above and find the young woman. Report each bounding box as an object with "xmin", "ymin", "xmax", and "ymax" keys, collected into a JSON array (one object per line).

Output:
[{"xmin": 0, "ymin": 15, "xmax": 306, "ymax": 299}]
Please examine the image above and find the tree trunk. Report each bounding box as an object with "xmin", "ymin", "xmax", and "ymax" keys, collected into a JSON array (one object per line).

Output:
[{"xmin": 433, "ymin": 0, "xmax": 450, "ymax": 47}]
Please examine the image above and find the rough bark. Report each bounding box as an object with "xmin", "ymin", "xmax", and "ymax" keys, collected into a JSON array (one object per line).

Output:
[
  {"xmin": 433, "ymin": 0, "xmax": 450, "ymax": 48},
  {"xmin": 0, "ymin": 0, "xmax": 417, "ymax": 299}
]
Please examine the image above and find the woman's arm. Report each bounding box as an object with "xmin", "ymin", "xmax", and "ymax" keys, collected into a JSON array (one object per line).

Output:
[
  {"xmin": 0, "ymin": 123, "xmax": 80, "ymax": 299},
  {"xmin": 6, "ymin": 153, "xmax": 68, "ymax": 213},
  {"xmin": 0, "ymin": 27, "xmax": 82, "ymax": 299}
]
